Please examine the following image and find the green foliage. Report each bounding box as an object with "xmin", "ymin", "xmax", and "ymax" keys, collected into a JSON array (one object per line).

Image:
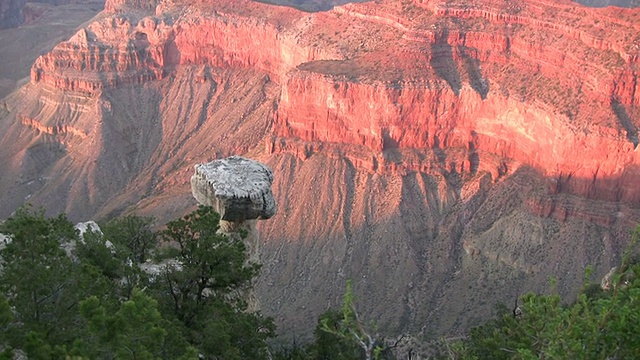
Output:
[
  {"xmin": 157, "ymin": 206, "xmax": 259, "ymax": 316},
  {"xmin": 152, "ymin": 206, "xmax": 273, "ymax": 359},
  {"xmin": 271, "ymin": 339, "xmax": 314, "ymax": 360},
  {"xmin": 456, "ymin": 226, "xmax": 640, "ymax": 359},
  {"xmin": 76, "ymin": 216, "xmax": 156, "ymax": 300},
  {"xmin": 101, "ymin": 215, "xmax": 157, "ymax": 264},
  {"xmin": 315, "ymin": 280, "xmax": 390, "ymax": 360},
  {"xmin": 0, "ymin": 205, "xmax": 273, "ymax": 359},
  {"xmin": 314, "ymin": 309, "xmax": 365, "ymax": 360},
  {"xmin": 275, "ymin": 280, "xmax": 395, "ymax": 360},
  {"xmin": 76, "ymin": 228, "xmax": 122, "ymax": 280},
  {"xmin": 76, "ymin": 289, "xmax": 168, "ymax": 359},
  {"xmin": 4, "ymin": 205, "xmax": 639, "ymax": 360},
  {"xmin": 0, "ymin": 295, "xmax": 13, "ymax": 337},
  {"xmin": 0, "ymin": 207, "xmax": 96, "ymax": 356}
]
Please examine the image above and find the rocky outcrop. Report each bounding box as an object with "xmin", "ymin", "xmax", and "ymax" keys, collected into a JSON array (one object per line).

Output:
[
  {"xmin": 191, "ymin": 156, "xmax": 276, "ymax": 224},
  {"xmin": 30, "ymin": 0, "xmax": 341, "ymax": 94},
  {"xmin": 0, "ymin": 233, "xmax": 10, "ymax": 252},
  {"xmin": 30, "ymin": 16, "xmax": 170, "ymax": 95},
  {"xmin": 20, "ymin": 115, "xmax": 88, "ymax": 141},
  {"xmin": 74, "ymin": 220, "xmax": 102, "ymax": 238},
  {"xmin": 191, "ymin": 156, "xmax": 277, "ymax": 310}
]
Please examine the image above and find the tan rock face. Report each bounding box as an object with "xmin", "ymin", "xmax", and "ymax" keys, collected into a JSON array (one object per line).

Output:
[{"xmin": 3, "ymin": 0, "xmax": 640, "ymax": 341}]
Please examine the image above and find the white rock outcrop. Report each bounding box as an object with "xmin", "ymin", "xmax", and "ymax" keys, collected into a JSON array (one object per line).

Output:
[
  {"xmin": 74, "ymin": 220, "xmax": 103, "ymax": 239},
  {"xmin": 191, "ymin": 156, "xmax": 276, "ymax": 222},
  {"xmin": 0, "ymin": 233, "xmax": 11, "ymax": 251}
]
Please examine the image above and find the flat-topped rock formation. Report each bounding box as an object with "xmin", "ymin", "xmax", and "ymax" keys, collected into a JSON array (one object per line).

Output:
[{"xmin": 191, "ymin": 156, "xmax": 276, "ymax": 223}]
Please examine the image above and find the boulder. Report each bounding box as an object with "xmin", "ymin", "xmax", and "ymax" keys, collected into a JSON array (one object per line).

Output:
[{"xmin": 191, "ymin": 156, "xmax": 276, "ymax": 223}]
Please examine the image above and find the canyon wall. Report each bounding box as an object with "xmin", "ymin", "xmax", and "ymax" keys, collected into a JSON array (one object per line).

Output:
[
  {"xmin": 2, "ymin": 0, "xmax": 640, "ymax": 341},
  {"xmin": 31, "ymin": 0, "xmax": 343, "ymax": 94}
]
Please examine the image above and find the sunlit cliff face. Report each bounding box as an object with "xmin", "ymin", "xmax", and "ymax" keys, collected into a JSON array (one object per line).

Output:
[{"xmin": 29, "ymin": 0, "xmax": 640, "ymax": 197}]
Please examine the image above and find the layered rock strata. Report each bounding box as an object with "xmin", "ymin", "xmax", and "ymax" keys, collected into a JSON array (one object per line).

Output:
[
  {"xmin": 27, "ymin": 0, "xmax": 640, "ymax": 203},
  {"xmin": 30, "ymin": 0, "xmax": 341, "ymax": 94}
]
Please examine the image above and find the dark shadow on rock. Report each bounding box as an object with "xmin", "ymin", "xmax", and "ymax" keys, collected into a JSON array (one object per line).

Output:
[
  {"xmin": 255, "ymin": 0, "xmax": 371, "ymax": 12},
  {"xmin": 468, "ymin": 141, "xmax": 479, "ymax": 175},
  {"xmin": 163, "ymin": 32, "xmax": 181, "ymax": 67},
  {"xmin": 431, "ymin": 29, "xmax": 462, "ymax": 96},
  {"xmin": 432, "ymin": 135, "xmax": 448, "ymax": 165},
  {"xmin": 382, "ymin": 129, "xmax": 399, "ymax": 149},
  {"xmin": 458, "ymin": 45, "xmax": 489, "ymax": 100},
  {"xmin": 575, "ymin": 0, "xmax": 639, "ymax": 8},
  {"xmin": 612, "ymin": 100, "xmax": 638, "ymax": 149},
  {"xmin": 545, "ymin": 164, "xmax": 640, "ymax": 204}
]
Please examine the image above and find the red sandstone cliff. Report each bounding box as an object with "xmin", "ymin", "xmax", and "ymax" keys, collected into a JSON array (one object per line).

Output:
[
  {"xmin": 2, "ymin": 0, "xmax": 640, "ymax": 341},
  {"xmin": 31, "ymin": 0, "xmax": 342, "ymax": 94},
  {"xmin": 29, "ymin": 0, "xmax": 640, "ymax": 201}
]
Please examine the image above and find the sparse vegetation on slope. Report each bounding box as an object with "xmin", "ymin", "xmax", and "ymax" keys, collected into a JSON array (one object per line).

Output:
[
  {"xmin": 1, "ymin": 206, "xmax": 639, "ymax": 359},
  {"xmin": 273, "ymin": 227, "xmax": 640, "ymax": 360},
  {"xmin": 450, "ymin": 228, "xmax": 640, "ymax": 359},
  {"xmin": 0, "ymin": 206, "xmax": 274, "ymax": 359}
]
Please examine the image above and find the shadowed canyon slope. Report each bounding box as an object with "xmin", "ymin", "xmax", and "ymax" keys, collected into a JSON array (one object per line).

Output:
[
  {"xmin": 576, "ymin": 0, "xmax": 639, "ymax": 7},
  {"xmin": 1, "ymin": 0, "xmax": 640, "ymax": 338},
  {"xmin": 0, "ymin": 0, "xmax": 104, "ymax": 29},
  {"xmin": 0, "ymin": 0, "xmax": 104, "ymax": 98}
]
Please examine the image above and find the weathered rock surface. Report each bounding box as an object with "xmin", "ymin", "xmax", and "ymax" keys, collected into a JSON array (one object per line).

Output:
[
  {"xmin": 191, "ymin": 156, "xmax": 276, "ymax": 222},
  {"xmin": 1, "ymin": 0, "xmax": 640, "ymax": 341}
]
